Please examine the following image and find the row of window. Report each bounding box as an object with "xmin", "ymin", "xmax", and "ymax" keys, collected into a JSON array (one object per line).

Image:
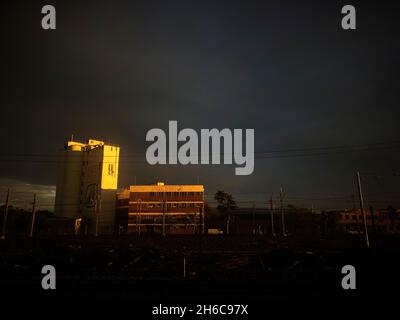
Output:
[
  {"xmin": 142, "ymin": 203, "xmax": 201, "ymax": 209},
  {"xmin": 341, "ymin": 225, "xmax": 400, "ymax": 232},
  {"xmin": 148, "ymin": 192, "xmax": 203, "ymax": 197}
]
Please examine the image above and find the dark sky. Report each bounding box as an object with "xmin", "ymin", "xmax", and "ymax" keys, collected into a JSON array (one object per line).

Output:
[{"xmin": 2, "ymin": 0, "xmax": 400, "ymax": 210}]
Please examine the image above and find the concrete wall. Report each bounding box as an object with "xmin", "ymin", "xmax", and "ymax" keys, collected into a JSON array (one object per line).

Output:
[{"xmin": 55, "ymin": 148, "xmax": 83, "ymax": 219}]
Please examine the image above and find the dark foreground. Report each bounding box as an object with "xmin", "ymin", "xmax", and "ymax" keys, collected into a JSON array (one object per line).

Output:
[{"xmin": 1, "ymin": 234, "xmax": 399, "ymax": 316}]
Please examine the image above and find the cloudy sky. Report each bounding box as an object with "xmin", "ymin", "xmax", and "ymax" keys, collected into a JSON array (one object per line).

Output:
[{"xmin": 2, "ymin": 0, "xmax": 400, "ymax": 210}]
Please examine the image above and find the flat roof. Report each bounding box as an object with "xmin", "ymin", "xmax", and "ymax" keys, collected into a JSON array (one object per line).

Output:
[{"xmin": 128, "ymin": 185, "xmax": 204, "ymax": 192}]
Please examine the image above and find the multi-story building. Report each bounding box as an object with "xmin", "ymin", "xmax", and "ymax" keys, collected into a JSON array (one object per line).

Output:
[
  {"xmin": 55, "ymin": 138, "xmax": 120, "ymax": 235},
  {"xmin": 334, "ymin": 208, "xmax": 400, "ymax": 234},
  {"xmin": 116, "ymin": 182, "xmax": 205, "ymax": 235}
]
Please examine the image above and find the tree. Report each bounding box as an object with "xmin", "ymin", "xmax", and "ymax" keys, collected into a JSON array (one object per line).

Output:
[{"xmin": 214, "ymin": 190, "xmax": 237, "ymax": 234}]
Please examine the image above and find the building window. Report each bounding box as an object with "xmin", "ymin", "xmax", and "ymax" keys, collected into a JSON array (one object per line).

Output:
[
  {"xmin": 108, "ymin": 164, "xmax": 115, "ymax": 176},
  {"xmin": 149, "ymin": 192, "xmax": 155, "ymax": 196}
]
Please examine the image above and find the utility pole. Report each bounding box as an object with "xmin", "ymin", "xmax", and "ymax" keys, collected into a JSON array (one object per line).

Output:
[
  {"xmin": 201, "ymin": 190, "xmax": 205, "ymax": 234},
  {"xmin": 29, "ymin": 193, "xmax": 37, "ymax": 238},
  {"xmin": 162, "ymin": 200, "xmax": 166, "ymax": 236},
  {"xmin": 226, "ymin": 199, "xmax": 231, "ymax": 236},
  {"xmin": 94, "ymin": 192, "xmax": 98, "ymax": 237},
  {"xmin": 252, "ymin": 202, "xmax": 256, "ymax": 235},
  {"xmin": 139, "ymin": 201, "xmax": 142, "ymax": 236},
  {"xmin": 280, "ymin": 187, "xmax": 287, "ymax": 236},
  {"xmin": 356, "ymin": 171, "xmax": 370, "ymax": 248},
  {"xmin": 136, "ymin": 199, "xmax": 142, "ymax": 237},
  {"xmin": 201, "ymin": 202, "xmax": 205, "ymax": 235},
  {"xmin": 95, "ymin": 162, "xmax": 102, "ymax": 237},
  {"xmin": 269, "ymin": 194, "xmax": 275, "ymax": 236},
  {"xmin": 95, "ymin": 186, "xmax": 101, "ymax": 237},
  {"xmin": 136, "ymin": 199, "xmax": 142, "ymax": 234},
  {"xmin": 198, "ymin": 206, "xmax": 204, "ymax": 255},
  {"xmin": 136, "ymin": 202, "xmax": 139, "ymax": 232},
  {"xmin": 1, "ymin": 188, "xmax": 10, "ymax": 240}
]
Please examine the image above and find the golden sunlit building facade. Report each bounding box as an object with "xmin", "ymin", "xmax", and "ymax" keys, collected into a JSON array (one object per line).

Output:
[
  {"xmin": 55, "ymin": 138, "xmax": 120, "ymax": 235},
  {"xmin": 116, "ymin": 183, "xmax": 205, "ymax": 235}
]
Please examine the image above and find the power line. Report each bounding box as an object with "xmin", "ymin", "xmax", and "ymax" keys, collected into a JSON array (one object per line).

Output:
[{"xmin": 0, "ymin": 140, "xmax": 399, "ymax": 163}]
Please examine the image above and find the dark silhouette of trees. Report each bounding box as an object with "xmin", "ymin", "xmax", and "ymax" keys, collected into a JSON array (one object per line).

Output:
[{"xmin": 214, "ymin": 190, "xmax": 237, "ymax": 234}]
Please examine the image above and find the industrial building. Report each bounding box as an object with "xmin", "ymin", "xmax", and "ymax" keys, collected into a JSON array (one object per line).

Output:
[
  {"xmin": 55, "ymin": 138, "xmax": 120, "ymax": 235},
  {"xmin": 116, "ymin": 183, "xmax": 205, "ymax": 235},
  {"xmin": 333, "ymin": 208, "xmax": 400, "ymax": 234}
]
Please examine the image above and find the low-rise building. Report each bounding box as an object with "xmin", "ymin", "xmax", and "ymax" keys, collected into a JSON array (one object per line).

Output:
[
  {"xmin": 334, "ymin": 208, "xmax": 400, "ymax": 234},
  {"xmin": 116, "ymin": 182, "xmax": 205, "ymax": 235}
]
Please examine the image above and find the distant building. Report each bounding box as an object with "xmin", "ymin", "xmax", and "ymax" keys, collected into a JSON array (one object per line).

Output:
[
  {"xmin": 333, "ymin": 208, "xmax": 400, "ymax": 234},
  {"xmin": 55, "ymin": 138, "xmax": 120, "ymax": 235},
  {"xmin": 116, "ymin": 182, "xmax": 205, "ymax": 235},
  {"xmin": 230, "ymin": 207, "xmax": 320, "ymax": 235}
]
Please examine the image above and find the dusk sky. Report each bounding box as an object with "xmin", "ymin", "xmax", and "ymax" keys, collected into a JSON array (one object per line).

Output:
[{"xmin": 2, "ymin": 0, "xmax": 400, "ymax": 210}]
